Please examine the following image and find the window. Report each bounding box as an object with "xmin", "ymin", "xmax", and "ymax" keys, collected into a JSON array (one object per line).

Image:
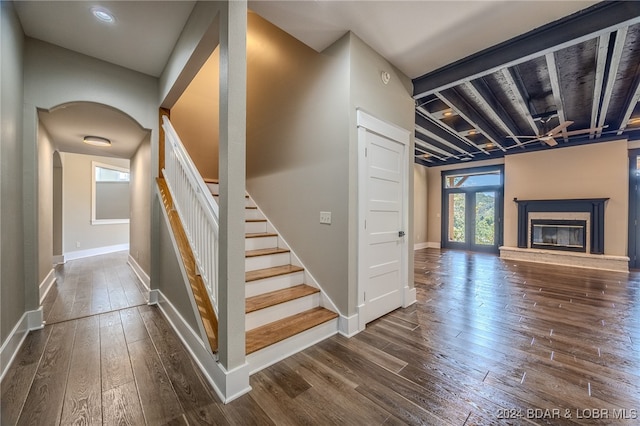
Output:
[
  {"xmin": 444, "ymin": 170, "xmax": 501, "ymax": 188},
  {"xmin": 91, "ymin": 161, "xmax": 130, "ymax": 224}
]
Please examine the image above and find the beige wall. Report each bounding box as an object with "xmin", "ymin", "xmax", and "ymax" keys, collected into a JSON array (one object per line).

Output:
[
  {"xmin": 61, "ymin": 153, "xmax": 130, "ymax": 254},
  {"xmin": 424, "ymin": 141, "xmax": 629, "ymax": 256},
  {"xmin": 171, "ymin": 48, "xmax": 220, "ymax": 180},
  {"xmin": 413, "ymin": 164, "xmax": 428, "ymax": 245},
  {"xmin": 130, "ymin": 135, "xmax": 151, "ymax": 274},
  {"xmin": 504, "ymin": 140, "xmax": 629, "ymax": 255},
  {"xmin": 37, "ymin": 121, "xmax": 55, "ymax": 284}
]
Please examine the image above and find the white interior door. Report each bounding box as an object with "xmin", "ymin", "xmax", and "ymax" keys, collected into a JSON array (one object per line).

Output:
[{"xmin": 358, "ymin": 111, "xmax": 409, "ymax": 326}]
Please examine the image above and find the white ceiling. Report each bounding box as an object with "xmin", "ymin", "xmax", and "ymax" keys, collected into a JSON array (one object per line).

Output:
[{"xmin": 14, "ymin": 0, "xmax": 600, "ymax": 159}]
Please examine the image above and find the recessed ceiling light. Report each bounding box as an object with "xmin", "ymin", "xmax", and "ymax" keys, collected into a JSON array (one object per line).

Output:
[
  {"xmin": 468, "ymin": 130, "xmax": 477, "ymax": 135},
  {"xmin": 83, "ymin": 136, "xmax": 111, "ymax": 147},
  {"xmin": 92, "ymin": 7, "xmax": 115, "ymax": 23},
  {"xmin": 629, "ymin": 117, "xmax": 640, "ymax": 125},
  {"xmin": 442, "ymin": 110, "xmax": 454, "ymax": 117}
]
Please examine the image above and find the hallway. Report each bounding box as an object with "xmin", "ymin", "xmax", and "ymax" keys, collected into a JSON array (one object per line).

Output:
[{"xmin": 2, "ymin": 250, "xmax": 640, "ymax": 424}]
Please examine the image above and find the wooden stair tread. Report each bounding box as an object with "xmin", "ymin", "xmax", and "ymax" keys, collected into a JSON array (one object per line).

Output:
[
  {"xmin": 246, "ymin": 307, "xmax": 338, "ymax": 354},
  {"xmin": 246, "ymin": 219, "xmax": 267, "ymax": 223},
  {"xmin": 246, "ymin": 284, "xmax": 319, "ymax": 313},
  {"xmin": 246, "ymin": 264, "xmax": 304, "ymax": 282},
  {"xmin": 204, "ymin": 178, "xmax": 219, "ymax": 184},
  {"xmin": 246, "ymin": 247, "xmax": 290, "ymax": 258},
  {"xmin": 246, "ymin": 206, "xmax": 258, "ymax": 210},
  {"xmin": 246, "ymin": 232, "xmax": 278, "ymax": 239}
]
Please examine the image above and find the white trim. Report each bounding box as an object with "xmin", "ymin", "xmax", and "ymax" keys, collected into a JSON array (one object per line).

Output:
[
  {"xmin": 39, "ymin": 268, "xmax": 56, "ymax": 304},
  {"xmin": 499, "ymin": 246, "xmax": 629, "ymax": 273},
  {"xmin": 414, "ymin": 241, "xmax": 442, "ymax": 250},
  {"xmin": 338, "ymin": 313, "xmax": 361, "ymax": 337},
  {"xmin": 403, "ymin": 286, "xmax": 417, "ymax": 308},
  {"xmin": 356, "ymin": 109, "xmax": 410, "ymax": 326},
  {"xmin": 149, "ymin": 289, "xmax": 251, "ymax": 403},
  {"xmin": 127, "ymin": 254, "xmax": 150, "ymax": 292},
  {"xmin": 53, "ymin": 254, "xmax": 65, "ymax": 264},
  {"xmin": 64, "ymin": 243, "xmax": 129, "ymax": 261},
  {"xmin": 0, "ymin": 308, "xmax": 44, "ymax": 382}
]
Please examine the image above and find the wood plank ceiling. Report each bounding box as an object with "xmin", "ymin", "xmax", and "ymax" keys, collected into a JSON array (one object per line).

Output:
[{"xmin": 412, "ymin": 1, "xmax": 640, "ymax": 167}]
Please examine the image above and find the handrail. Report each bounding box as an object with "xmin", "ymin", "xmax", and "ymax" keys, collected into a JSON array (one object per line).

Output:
[{"xmin": 162, "ymin": 116, "xmax": 219, "ymax": 315}]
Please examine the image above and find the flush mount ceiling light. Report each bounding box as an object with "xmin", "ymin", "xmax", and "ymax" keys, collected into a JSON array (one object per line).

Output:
[
  {"xmin": 91, "ymin": 7, "xmax": 115, "ymax": 23},
  {"xmin": 83, "ymin": 136, "xmax": 111, "ymax": 147}
]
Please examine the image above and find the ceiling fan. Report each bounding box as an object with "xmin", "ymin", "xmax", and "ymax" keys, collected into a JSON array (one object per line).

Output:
[{"xmin": 506, "ymin": 121, "xmax": 605, "ymax": 148}]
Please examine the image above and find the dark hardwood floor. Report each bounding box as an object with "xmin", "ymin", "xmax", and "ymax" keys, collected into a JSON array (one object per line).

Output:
[{"xmin": 2, "ymin": 249, "xmax": 640, "ymax": 425}]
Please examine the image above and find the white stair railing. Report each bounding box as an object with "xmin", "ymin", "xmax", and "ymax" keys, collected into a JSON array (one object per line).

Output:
[{"xmin": 162, "ymin": 116, "xmax": 219, "ymax": 314}]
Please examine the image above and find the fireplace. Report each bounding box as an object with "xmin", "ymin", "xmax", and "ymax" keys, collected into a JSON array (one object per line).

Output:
[
  {"xmin": 513, "ymin": 198, "xmax": 608, "ymax": 254},
  {"xmin": 530, "ymin": 219, "xmax": 587, "ymax": 252}
]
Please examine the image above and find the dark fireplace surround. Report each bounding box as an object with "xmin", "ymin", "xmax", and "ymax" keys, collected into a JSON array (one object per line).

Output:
[{"xmin": 514, "ymin": 198, "xmax": 609, "ymax": 255}]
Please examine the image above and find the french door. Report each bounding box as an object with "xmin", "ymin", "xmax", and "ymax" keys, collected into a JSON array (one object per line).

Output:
[{"xmin": 442, "ymin": 167, "xmax": 503, "ymax": 253}]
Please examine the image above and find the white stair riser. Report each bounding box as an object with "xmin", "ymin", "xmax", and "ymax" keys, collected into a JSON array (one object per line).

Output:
[
  {"xmin": 206, "ymin": 183, "xmax": 219, "ymax": 193},
  {"xmin": 245, "ymin": 236, "xmax": 278, "ymax": 250},
  {"xmin": 245, "ymin": 221, "xmax": 267, "ymax": 234},
  {"xmin": 245, "ymin": 209, "xmax": 263, "ymax": 221},
  {"xmin": 246, "ymin": 271, "xmax": 305, "ymax": 297},
  {"xmin": 246, "ymin": 293, "xmax": 320, "ymax": 331},
  {"xmin": 245, "ymin": 252, "xmax": 291, "ymax": 272}
]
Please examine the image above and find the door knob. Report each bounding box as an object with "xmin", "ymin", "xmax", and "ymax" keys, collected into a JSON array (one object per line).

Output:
[{"xmin": 398, "ymin": 231, "xmax": 405, "ymax": 237}]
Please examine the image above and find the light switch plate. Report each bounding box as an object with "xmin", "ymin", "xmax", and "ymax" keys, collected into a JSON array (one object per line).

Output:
[{"xmin": 320, "ymin": 211, "xmax": 332, "ymax": 225}]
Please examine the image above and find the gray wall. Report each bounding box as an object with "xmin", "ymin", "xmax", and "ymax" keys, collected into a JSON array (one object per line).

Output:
[
  {"xmin": 22, "ymin": 38, "xmax": 158, "ymax": 311},
  {"xmin": 347, "ymin": 33, "xmax": 416, "ymax": 313},
  {"xmin": 53, "ymin": 152, "xmax": 63, "ymax": 257},
  {"xmin": 245, "ymin": 12, "xmax": 352, "ymax": 314},
  {"xmin": 130, "ymin": 135, "xmax": 151, "ymax": 274},
  {"xmin": 37, "ymin": 122, "xmax": 55, "ymax": 284},
  {"xmin": 156, "ymin": 198, "xmax": 200, "ymax": 332},
  {"xmin": 0, "ymin": 0, "xmax": 26, "ymax": 344},
  {"xmin": 61, "ymin": 153, "xmax": 129, "ymax": 255}
]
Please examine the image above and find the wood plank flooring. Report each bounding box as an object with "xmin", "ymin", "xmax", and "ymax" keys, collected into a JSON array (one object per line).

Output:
[{"xmin": 3, "ymin": 248, "xmax": 640, "ymax": 424}]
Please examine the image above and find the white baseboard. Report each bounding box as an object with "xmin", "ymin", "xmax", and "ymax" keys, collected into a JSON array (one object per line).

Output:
[
  {"xmin": 149, "ymin": 289, "xmax": 251, "ymax": 404},
  {"xmin": 414, "ymin": 242, "xmax": 430, "ymax": 250},
  {"xmin": 338, "ymin": 313, "xmax": 361, "ymax": 337},
  {"xmin": 127, "ymin": 254, "xmax": 150, "ymax": 292},
  {"xmin": 403, "ymin": 285, "xmax": 417, "ymax": 307},
  {"xmin": 39, "ymin": 268, "xmax": 56, "ymax": 304},
  {"xmin": 427, "ymin": 241, "xmax": 441, "ymax": 248},
  {"xmin": 53, "ymin": 254, "xmax": 65, "ymax": 264},
  {"xmin": 64, "ymin": 243, "xmax": 129, "ymax": 261},
  {"xmin": 0, "ymin": 308, "xmax": 44, "ymax": 382}
]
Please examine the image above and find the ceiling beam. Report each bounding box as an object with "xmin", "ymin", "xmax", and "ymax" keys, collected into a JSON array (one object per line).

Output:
[
  {"xmin": 413, "ymin": 1, "xmax": 640, "ymax": 99},
  {"xmin": 414, "ymin": 127, "xmax": 462, "ymax": 157},
  {"xmin": 545, "ymin": 52, "xmax": 568, "ymax": 141},
  {"xmin": 464, "ymin": 80, "xmax": 524, "ymax": 147},
  {"xmin": 414, "ymin": 137, "xmax": 456, "ymax": 161},
  {"xmin": 437, "ymin": 89, "xmax": 506, "ymax": 152},
  {"xmin": 417, "ymin": 106, "xmax": 490, "ymax": 156},
  {"xmin": 616, "ymin": 72, "xmax": 640, "ymax": 135},
  {"xmin": 597, "ymin": 27, "xmax": 628, "ymax": 136},
  {"xmin": 590, "ymin": 33, "xmax": 611, "ymax": 139},
  {"xmin": 501, "ymin": 68, "xmax": 540, "ymax": 136},
  {"xmin": 414, "ymin": 113, "xmax": 473, "ymax": 156}
]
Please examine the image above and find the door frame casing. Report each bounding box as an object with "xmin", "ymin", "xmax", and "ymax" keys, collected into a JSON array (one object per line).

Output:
[
  {"xmin": 356, "ymin": 109, "xmax": 414, "ymax": 333},
  {"xmin": 441, "ymin": 165, "xmax": 505, "ymax": 253},
  {"xmin": 628, "ymin": 149, "xmax": 640, "ymax": 269}
]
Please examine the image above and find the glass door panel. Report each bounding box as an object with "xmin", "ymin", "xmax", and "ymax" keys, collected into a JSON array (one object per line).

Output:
[
  {"xmin": 448, "ymin": 193, "xmax": 466, "ymax": 243},
  {"xmin": 474, "ymin": 191, "xmax": 496, "ymax": 246}
]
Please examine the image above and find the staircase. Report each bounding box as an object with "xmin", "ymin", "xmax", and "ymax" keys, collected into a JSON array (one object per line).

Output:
[{"xmin": 205, "ymin": 179, "xmax": 338, "ymax": 371}]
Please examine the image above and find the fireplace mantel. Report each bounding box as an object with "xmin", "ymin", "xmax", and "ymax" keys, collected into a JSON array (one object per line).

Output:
[{"xmin": 513, "ymin": 198, "xmax": 609, "ymax": 254}]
